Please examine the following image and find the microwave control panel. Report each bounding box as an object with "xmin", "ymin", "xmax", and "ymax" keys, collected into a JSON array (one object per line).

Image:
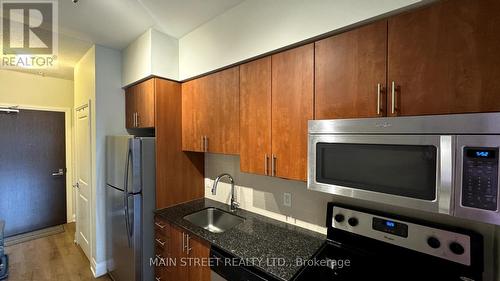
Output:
[{"xmin": 462, "ymin": 147, "xmax": 499, "ymax": 211}]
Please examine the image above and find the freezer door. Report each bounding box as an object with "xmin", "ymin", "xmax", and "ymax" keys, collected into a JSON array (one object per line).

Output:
[
  {"xmin": 106, "ymin": 185, "xmax": 142, "ymax": 281},
  {"xmin": 106, "ymin": 136, "xmax": 141, "ymax": 193},
  {"xmin": 106, "ymin": 136, "xmax": 132, "ymax": 190}
]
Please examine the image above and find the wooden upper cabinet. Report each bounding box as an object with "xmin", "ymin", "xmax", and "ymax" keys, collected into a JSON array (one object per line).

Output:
[
  {"xmin": 388, "ymin": 0, "xmax": 500, "ymax": 116},
  {"xmin": 271, "ymin": 44, "xmax": 314, "ymax": 181},
  {"xmin": 315, "ymin": 20, "xmax": 388, "ymax": 119},
  {"xmin": 156, "ymin": 79, "xmax": 204, "ymax": 209},
  {"xmin": 239, "ymin": 57, "xmax": 272, "ymax": 176},
  {"xmin": 125, "ymin": 79, "xmax": 155, "ymax": 128},
  {"xmin": 208, "ymin": 67, "xmax": 240, "ymax": 154},
  {"xmin": 182, "ymin": 67, "xmax": 240, "ymax": 154},
  {"xmin": 182, "ymin": 80, "xmax": 206, "ymax": 152},
  {"xmin": 125, "ymin": 87, "xmax": 137, "ymax": 128}
]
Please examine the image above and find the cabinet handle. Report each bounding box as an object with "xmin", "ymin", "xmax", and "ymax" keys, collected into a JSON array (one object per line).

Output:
[
  {"xmin": 377, "ymin": 83, "xmax": 382, "ymax": 115},
  {"xmin": 204, "ymin": 136, "xmax": 208, "ymax": 152},
  {"xmin": 186, "ymin": 234, "xmax": 192, "ymax": 255},
  {"xmin": 136, "ymin": 112, "xmax": 140, "ymax": 127},
  {"xmin": 155, "ymin": 238, "xmax": 166, "ymax": 247},
  {"xmin": 264, "ymin": 154, "xmax": 269, "ymax": 176},
  {"xmin": 391, "ymin": 81, "xmax": 398, "ymax": 115},
  {"xmin": 182, "ymin": 232, "xmax": 185, "ymax": 252},
  {"xmin": 271, "ymin": 154, "xmax": 276, "ymax": 177},
  {"xmin": 155, "ymin": 277, "xmax": 161, "ymax": 281},
  {"xmin": 155, "ymin": 222, "xmax": 166, "ymax": 229}
]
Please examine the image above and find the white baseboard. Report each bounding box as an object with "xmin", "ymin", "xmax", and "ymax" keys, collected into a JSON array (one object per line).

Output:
[{"xmin": 91, "ymin": 258, "xmax": 107, "ymax": 278}]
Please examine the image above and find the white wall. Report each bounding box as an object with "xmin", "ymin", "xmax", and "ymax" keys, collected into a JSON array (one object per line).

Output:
[
  {"xmin": 94, "ymin": 44, "xmax": 127, "ymax": 275},
  {"xmin": 74, "ymin": 47, "xmax": 96, "ymax": 108},
  {"xmin": 150, "ymin": 29, "xmax": 179, "ymax": 81},
  {"xmin": 122, "ymin": 28, "xmax": 179, "ymax": 87},
  {"xmin": 74, "ymin": 45, "xmax": 126, "ymax": 277},
  {"xmin": 205, "ymin": 154, "xmax": 499, "ymax": 281},
  {"xmin": 0, "ymin": 70, "xmax": 74, "ymax": 107},
  {"xmin": 179, "ymin": 0, "xmax": 425, "ymax": 79},
  {"xmin": 0, "ymin": 69, "xmax": 75, "ymax": 224},
  {"xmin": 122, "ymin": 30, "xmax": 151, "ymax": 87}
]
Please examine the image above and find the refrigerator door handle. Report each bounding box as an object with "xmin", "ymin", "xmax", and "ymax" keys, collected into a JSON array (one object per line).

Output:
[
  {"xmin": 130, "ymin": 138, "xmax": 142, "ymax": 194},
  {"xmin": 129, "ymin": 192, "xmax": 134, "ymax": 239},
  {"xmin": 124, "ymin": 147, "xmax": 132, "ymax": 248}
]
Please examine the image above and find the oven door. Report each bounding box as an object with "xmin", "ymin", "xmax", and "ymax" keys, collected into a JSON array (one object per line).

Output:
[{"xmin": 308, "ymin": 135, "xmax": 454, "ymax": 214}]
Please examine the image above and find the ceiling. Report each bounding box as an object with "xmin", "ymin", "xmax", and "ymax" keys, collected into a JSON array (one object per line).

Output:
[{"xmin": 2, "ymin": 0, "xmax": 244, "ymax": 80}]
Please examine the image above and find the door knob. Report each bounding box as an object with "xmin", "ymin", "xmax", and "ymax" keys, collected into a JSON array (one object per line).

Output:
[{"xmin": 52, "ymin": 168, "xmax": 65, "ymax": 177}]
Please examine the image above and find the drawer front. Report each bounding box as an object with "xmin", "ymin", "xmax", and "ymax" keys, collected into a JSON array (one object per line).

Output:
[
  {"xmin": 154, "ymin": 217, "xmax": 170, "ymax": 237},
  {"xmin": 154, "ymin": 218, "xmax": 170, "ymax": 273},
  {"xmin": 155, "ymin": 233, "xmax": 169, "ymax": 253},
  {"xmin": 154, "ymin": 265, "xmax": 167, "ymax": 281}
]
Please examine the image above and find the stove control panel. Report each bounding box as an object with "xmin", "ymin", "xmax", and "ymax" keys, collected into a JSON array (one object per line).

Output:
[{"xmin": 331, "ymin": 206, "xmax": 471, "ymax": 266}]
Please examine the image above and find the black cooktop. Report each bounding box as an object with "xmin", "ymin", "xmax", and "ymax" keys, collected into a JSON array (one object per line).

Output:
[{"xmin": 293, "ymin": 203, "xmax": 484, "ymax": 281}]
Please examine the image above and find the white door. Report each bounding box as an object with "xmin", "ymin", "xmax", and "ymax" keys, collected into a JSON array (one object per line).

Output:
[{"xmin": 75, "ymin": 104, "xmax": 91, "ymax": 259}]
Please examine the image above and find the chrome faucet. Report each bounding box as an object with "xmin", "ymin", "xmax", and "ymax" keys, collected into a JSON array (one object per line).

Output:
[{"xmin": 212, "ymin": 173, "xmax": 239, "ymax": 211}]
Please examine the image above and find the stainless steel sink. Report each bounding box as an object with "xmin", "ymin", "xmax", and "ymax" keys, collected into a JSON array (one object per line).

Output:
[{"xmin": 183, "ymin": 207, "xmax": 245, "ymax": 233}]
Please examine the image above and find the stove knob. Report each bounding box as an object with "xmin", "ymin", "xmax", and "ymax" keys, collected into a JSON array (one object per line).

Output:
[
  {"xmin": 334, "ymin": 214, "xmax": 345, "ymax": 223},
  {"xmin": 427, "ymin": 237, "xmax": 441, "ymax": 249},
  {"xmin": 449, "ymin": 242, "xmax": 465, "ymax": 255},
  {"xmin": 348, "ymin": 217, "xmax": 359, "ymax": 227}
]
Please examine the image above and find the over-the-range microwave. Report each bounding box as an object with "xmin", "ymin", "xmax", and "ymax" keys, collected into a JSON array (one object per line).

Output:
[{"xmin": 308, "ymin": 113, "xmax": 500, "ymax": 226}]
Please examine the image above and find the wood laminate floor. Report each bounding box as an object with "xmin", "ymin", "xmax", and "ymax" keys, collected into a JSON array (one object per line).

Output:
[{"xmin": 4, "ymin": 223, "xmax": 112, "ymax": 281}]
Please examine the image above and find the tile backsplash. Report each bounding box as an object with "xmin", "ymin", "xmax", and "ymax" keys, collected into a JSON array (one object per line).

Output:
[{"xmin": 204, "ymin": 153, "xmax": 333, "ymax": 234}]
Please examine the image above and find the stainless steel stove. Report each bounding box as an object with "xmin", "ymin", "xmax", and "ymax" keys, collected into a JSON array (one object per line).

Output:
[{"xmin": 293, "ymin": 203, "xmax": 484, "ymax": 281}]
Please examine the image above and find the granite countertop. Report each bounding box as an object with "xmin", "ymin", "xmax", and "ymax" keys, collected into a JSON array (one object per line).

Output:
[{"xmin": 155, "ymin": 198, "xmax": 326, "ymax": 281}]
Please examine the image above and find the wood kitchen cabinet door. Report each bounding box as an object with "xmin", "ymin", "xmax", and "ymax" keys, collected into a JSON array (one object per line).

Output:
[
  {"xmin": 164, "ymin": 224, "xmax": 210, "ymax": 281},
  {"xmin": 182, "ymin": 67, "xmax": 239, "ymax": 154},
  {"xmin": 271, "ymin": 44, "xmax": 314, "ymax": 181},
  {"xmin": 240, "ymin": 57, "xmax": 272, "ymax": 176},
  {"xmin": 205, "ymin": 67, "xmax": 240, "ymax": 155},
  {"xmin": 156, "ymin": 79, "xmax": 204, "ymax": 209},
  {"xmin": 166, "ymin": 224, "xmax": 187, "ymax": 281},
  {"xmin": 125, "ymin": 79, "xmax": 155, "ymax": 128},
  {"xmin": 125, "ymin": 86, "xmax": 138, "ymax": 128},
  {"xmin": 388, "ymin": 0, "xmax": 500, "ymax": 116},
  {"xmin": 187, "ymin": 236, "xmax": 210, "ymax": 281},
  {"xmin": 315, "ymin": 20, "xmax": 388, "ymax": 119},
  {"xmin": 182, "ymin": 79, "xmax": 207, "ymax": 152}
]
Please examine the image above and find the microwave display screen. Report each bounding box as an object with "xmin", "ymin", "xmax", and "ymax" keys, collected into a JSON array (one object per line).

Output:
[
  {"xmin": 316, "ymin": 143, "xmax": 437, "ymax": 200},
  {"xmin": 466, "ymin": 149, "xmax": 496, "ymax": 159}
]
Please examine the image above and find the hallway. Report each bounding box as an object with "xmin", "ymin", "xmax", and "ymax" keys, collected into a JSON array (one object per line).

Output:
[{"xmin": 5, "ymin": 224, "xmax": 111, "ymax": 281}]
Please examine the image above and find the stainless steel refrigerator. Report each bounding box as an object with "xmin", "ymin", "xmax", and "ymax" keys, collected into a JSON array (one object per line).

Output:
[{"xmin": 106, "ymin": 136, "xmax": 155, "ymax": 281}]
